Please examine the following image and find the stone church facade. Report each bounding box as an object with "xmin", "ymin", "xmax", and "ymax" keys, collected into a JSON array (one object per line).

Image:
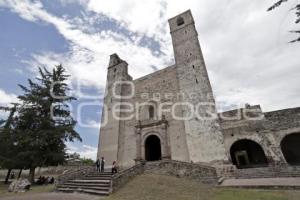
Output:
[{"xmin": 97, "ymin": 10, "xmax": 300, "ymax": 171}]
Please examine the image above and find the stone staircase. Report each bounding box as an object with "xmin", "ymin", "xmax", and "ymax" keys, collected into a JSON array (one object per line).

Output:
[
  {"xmin": 56, "ymin": 160, "xmax": 219, "ymax": 196},
  {"xmin": 57, "ymin": 171, "xmax": 112, "ymax": 196}
]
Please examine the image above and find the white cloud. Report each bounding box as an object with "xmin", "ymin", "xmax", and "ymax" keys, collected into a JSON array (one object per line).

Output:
[
  {"xmin": 86, "ymin": 0, "xmax": 169, "ymax": 43},
  {"xmin": 85, "ymin": 119, "xmax": 100, "ymax": 129},
  {"xmin": 0, "ymin": 89, "xmax": 18, "ymax": 106},
  {"xmin": 0, "ymin": 89, "xmax": 18, "ymax": 119},
  {"xmin": 0, "ymin": 0, "xmax": 173, "ymax": 90},
  {"xmin": 67, "ymin": 143, "xmax": 97, "ymax": 160}
]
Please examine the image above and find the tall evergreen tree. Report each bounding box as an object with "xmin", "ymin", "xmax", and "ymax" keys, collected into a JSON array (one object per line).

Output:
[
  {"xmin": 14, "ymin": 65, "xmax": 81, "ymax": 183},
  {"xmin": 268, "ymin": 0, "xmax": 300, "ymax": 42}
]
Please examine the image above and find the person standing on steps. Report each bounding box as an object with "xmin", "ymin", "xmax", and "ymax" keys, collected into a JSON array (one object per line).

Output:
[
  {"xmin": 100, "ymin": 157, "xmax": 105, "ymax": 173},
  {"xmin": 96, "ymin": 158, "xmax": 100, "ymax": 172},
  {"xmin": 112, "ymin": 161, "xmax": 118, "ymax": 174}
]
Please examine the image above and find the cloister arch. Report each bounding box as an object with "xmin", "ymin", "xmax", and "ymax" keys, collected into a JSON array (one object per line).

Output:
[
  {"xmin": 230, "ymin": 139, "xmax": 268, "ymax": 168},
  {"xmin": 281, "ymin": 133, "xmax": 300, "ymax": 165}
]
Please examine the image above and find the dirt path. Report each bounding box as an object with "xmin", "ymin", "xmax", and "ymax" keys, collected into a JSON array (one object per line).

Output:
[
  {"xmin": 221, "ymin": 177, "xmax": 300, "ymax": 187},
  {"xmin": 0, "ymin": 192, "xmax": 103, "ymax": 200}
]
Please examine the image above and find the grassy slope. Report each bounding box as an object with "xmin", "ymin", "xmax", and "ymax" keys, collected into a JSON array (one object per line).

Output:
[{"xmin": 106, "ymin": 174, "xmax": 300, "ymax": 200}]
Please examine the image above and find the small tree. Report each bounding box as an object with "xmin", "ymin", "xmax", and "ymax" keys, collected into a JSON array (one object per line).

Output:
[
  {"xmin": 0, "ymin": 105, "xmax": 25, "ymax": 183},
  {"xmin": 268, "ymin": 0, "xmax": 300, "ymax": 42},
  {"xmin": 14, "ymin": 65, "xmax": 81, "ymax": 183}
]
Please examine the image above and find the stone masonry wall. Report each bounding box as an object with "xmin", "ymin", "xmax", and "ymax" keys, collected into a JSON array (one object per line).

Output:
[{"xmin": 144, "ymin": 160, "xmax": 218, "ymax": 184}]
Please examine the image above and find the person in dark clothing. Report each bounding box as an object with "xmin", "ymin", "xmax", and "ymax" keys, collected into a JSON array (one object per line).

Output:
[
  {"xmin": 100, "ymin": 157, "xmax": 105, "ymax": 173},
  {"xmin": 49, "ymin": 177, "xmax": 55, "ymax": 184},
  {"xmin": 45, "ymin": 176, "xmax": 50, "ymax": 184},
  {"xmin": 96, "ymin": 158, "xmax": 100, "ymax": 172},
  {"xmin": 112, "ymin": 161, "xmax": 118, "ymax": 174},
  {"xmin": 37, "ymin": 176, "xmax": 43, "ymax": 185}
]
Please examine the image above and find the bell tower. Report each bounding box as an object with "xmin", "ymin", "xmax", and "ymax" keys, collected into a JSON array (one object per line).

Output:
[
  {"xmin": 169, "ymin": 10, "xmax": 227, "ymax": 163},
  {"xmin": 97, "ymin": 53, "xmax": 132, "ymax": 166}
]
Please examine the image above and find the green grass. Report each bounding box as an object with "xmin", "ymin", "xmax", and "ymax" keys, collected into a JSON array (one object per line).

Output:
[
  {"xmin": 106, "ymin": 173, "xmax": 213, "ymax": 200},
  {"xmin": 0, "ymin": 183, "xmax": 54, "ymax": 198},
  {"xmin": 212, "ymin": 188, "xmax": 297, "ymax": 200},
  {"xmin": 106, "ymin": 174, "xmax": 300, "ymax": 200},
  {"xmin": 1, "ymin": 174, "xmax": 300, "ymax": 200}
]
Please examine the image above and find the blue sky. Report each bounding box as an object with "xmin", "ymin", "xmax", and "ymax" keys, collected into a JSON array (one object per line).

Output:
[{"xmin": 0, "ymin": 0, "xmax": 300, "ymax": 160}]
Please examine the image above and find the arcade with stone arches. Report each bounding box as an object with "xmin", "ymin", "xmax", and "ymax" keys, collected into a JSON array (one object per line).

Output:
[{"xmin": 228, "ymin": 132, "xmax": 300, "ymax": 169}]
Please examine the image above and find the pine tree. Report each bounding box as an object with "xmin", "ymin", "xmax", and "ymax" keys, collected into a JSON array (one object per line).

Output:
[
  {"xmin": 14, "ymin": 65, "xmax": 82, "ymax": 183},
  {"xmin": 268, "ymin": 0, "xmax": 300, "ymax": 42}
]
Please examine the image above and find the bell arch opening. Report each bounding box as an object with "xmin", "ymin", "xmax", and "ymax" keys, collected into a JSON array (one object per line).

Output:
[
  {"xmin": 149, "ymin": 105, "xmax": 155, "ymax": 119},
  {"xmin": 176, "ymin": 16, "xmax": 185, "ymax": 26},
  {"xmin": 230, "ymin": 139, "xmax": 268, "ymax": 169},
  {"xmin": 281, "ymin": 133, "xmax": 300, "ymax": 165},
  {"xmin": 145, "ymin": 135, "xmax": 162, "ymax": 161}
]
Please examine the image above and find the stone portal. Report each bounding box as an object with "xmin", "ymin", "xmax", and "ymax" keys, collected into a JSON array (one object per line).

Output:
[{"xmin": 145, "ymin": 135, "xmax": 162, "ymax": 161}]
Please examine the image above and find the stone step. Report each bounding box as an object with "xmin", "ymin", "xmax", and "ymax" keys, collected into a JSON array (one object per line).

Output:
[
  {"xmin": 57, "ymin": 187, "xmax": 110, "ymax": 196},
  {"xmin": 88, "ymin": 174, "xmax": 112, "ymax": 176},
  {"xmin": 69, "ymin": 179, "xmax": 111, "ymax": 184},
  {"xmin": 58, "ymin": 185, "xmax": 110, "ymax": 192},
  {"xmin": 62, "ymin": 182, "xmax": 110, "ymax": 187},
  {"xmin": 56, "ymin": 170, "xmax": 115, "ymax": 196},
  {"xmin": 87, "ymin": 174, "xmax": 112, "ymax": 177},
  {"xmin": 89, "ymin": 172, "xmax": 113, "ymax": 175},
  {"xmin": 85, "ymin": 176, "xmax": 112, "ymax": 178},
  {"xmin": 83, "ymin": 177, "xmax": 112, "ymax": 180}
]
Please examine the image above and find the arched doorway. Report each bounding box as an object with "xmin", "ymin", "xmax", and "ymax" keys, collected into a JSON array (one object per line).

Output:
[
  {"xmin": 230, "ymin": 139, "xmax": 268, "ymax": 168},
  {"xmin": 145, "ymin": 135, "xmax": 162, "ymax": 161},
  {"xmin": 281, "ymin": 133, "xmax": 300, "ymax": 165}
]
